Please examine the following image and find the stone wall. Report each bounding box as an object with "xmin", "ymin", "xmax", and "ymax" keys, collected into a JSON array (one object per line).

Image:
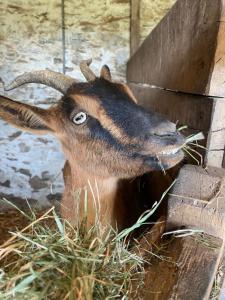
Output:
[{"xmin": 0, "ymin": 0, "xmax": 175, "ymax": 207}]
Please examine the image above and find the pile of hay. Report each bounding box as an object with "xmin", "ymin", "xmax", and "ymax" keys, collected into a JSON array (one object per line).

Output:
[{"xmin": 0, "ymin": 206, "xmax": 145, "ymax": 300}]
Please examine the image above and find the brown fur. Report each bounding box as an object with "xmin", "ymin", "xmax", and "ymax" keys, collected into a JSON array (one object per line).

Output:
[{"xmin": 0, "ymin": 64, "xmax": 184, "ymax": 230}]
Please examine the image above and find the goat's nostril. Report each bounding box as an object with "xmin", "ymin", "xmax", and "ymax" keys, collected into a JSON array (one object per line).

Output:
[
  {"xmin": 151, "ymin": 121, "xmax": 177, "ymax": 136},
  {"xmin": 153, "ymin": 131, "xmax": 177, "ymax": 138}
]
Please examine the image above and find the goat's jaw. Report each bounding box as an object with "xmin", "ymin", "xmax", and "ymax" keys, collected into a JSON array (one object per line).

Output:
[
  {"xmin": 143, "ymin": 148, "xmax": 184, "ymax": 172},
  {"xmin": 159, "ymin": 146, "xmax": 181, "ymax": 156}
]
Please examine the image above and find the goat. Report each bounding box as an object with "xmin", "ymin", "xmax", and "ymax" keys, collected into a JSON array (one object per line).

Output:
[{"xmin": 0, "ymin": 59, "xmax": 184, "ymax": 230}]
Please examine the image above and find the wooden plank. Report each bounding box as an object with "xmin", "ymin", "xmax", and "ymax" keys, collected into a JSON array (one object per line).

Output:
[
  {"xmin": 130, "ymin": 0, "xmax": 140, "ymax": 56},
  {"xmin": 207, "ymin": 0, "xmax": 225, "ymax": 97},
  {"xmin": 167, "ymin": 165, "xmax": 225, "ymax": 239},
  {"xmin": 206, "ymin": 99, "xmax": 225, "ymax": 167},
  {"xmin": 127, "ymin": 0, "xmax": 225, "ymax": 167},
  {"xmin": 127, "ymin": 0, "xmax": 225, "ymax": 97},
  {"xmin": 141, "ymin": 234, "xmax": 224, "ymax": 300},
  {"xmin": 128, "ymin": 83, "xmax": 215, "ymax": 161},
  {"xmin": 128, "ymin": 83, "xmax": 225, "ymax": 168},
  {"xmin": 128, "ymin": 83, "xmax": 214, "ymax": 132}
]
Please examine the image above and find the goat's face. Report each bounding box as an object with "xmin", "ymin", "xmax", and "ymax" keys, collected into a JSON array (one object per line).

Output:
[
  {"xmin": 0, "ymin": 60, "xmax": 184, "ymax": 179},
  {"xmin": 56, "ymin": 79, "xmax": 184, "ymax": 178}
]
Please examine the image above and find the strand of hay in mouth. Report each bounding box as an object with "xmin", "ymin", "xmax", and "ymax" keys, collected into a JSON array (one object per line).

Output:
[
  {"xmin": 180, "ymin": 131, "xmax": 205, "ymax": 165},
  {"xmin": 0, "ymin": 202, "xmax": 145, "ymax": 300}
]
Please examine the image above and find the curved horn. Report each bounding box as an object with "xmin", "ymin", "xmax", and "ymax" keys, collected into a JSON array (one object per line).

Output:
[
  {"xmin": 80, "ymin": 59, "xmax": 96, "ymax": 81},
  {"xmin": 4, "ymin": 70, "xmax": 76, "ymax": 95}
]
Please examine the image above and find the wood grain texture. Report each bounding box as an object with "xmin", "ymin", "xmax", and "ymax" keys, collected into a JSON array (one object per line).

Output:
[
  {"xmin": 128, "ymin": 83, "xmax": 214, "ymax": 133},
  {"xmin": 127, "ymin": 0, "xmax": 225, "ymax": 168},
  {"xmin": 130, "ymin": 0, "xmax": 140, "ymax": 56},
  {"xmin": 128, "ymin": 83, "xmax": 213, "ymax": 163},
  {"xmin": 167, "ymin": 165, "xmax": 225, "ymax": 239},
  {"xmin": 128, "ymin": 85, "xmax": 225, "ymax": 168},
  {"xmin": 206, "ymin": 99, "xmax": 225, "ymax": 167},
  {"xmin": 0, "ymin": 0, "xmax": 183, "ymax": 203},
  {"xmin": 207, "ymin": 0, "xmax": 225, "ymax": 97},
  {"xmin": 142, "ymin": 235, "xmax": 224, "ymax": 300},
  {"xmin": 127, "ymin": 0, "xmax": 224, "ymax": 96}
]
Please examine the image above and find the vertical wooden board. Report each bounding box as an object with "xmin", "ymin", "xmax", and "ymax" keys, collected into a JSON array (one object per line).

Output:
[
  {"xmin": 0, "ymin": 1, "xmax": 65, "ymax": 206},
  {"xmin": 206, "ymin": 99, "xmax": 225, "ymax": 167},
  {"xmin": 142, "ymin": 235, "xmax": 224, "ymax": 300},
  {"xmin": 64, "ymin": 0, "xmax": 130, "ymax": 81},
  {"xmin": 127, "ymin": 0, "xmax": 222, "ymax": 95},
  {"xmin": 166, "ymin": 165, "xmax": 225, "ymax": 239},
  {"xmin": 128, "ymin": 83, "xmax": 214, "ymax": 133},
  {"xmin": 130, "ymin": 0, "xmax": 140, "ymax": 56},
  {"xmin": 207, "ymin": 0, "xmax": 225, "ymax": 97}
]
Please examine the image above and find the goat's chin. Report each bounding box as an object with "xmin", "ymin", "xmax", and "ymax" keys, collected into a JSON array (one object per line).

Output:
[{"xmin": 144, "ymin": 149, "xmax": 184, "ymax": 172}]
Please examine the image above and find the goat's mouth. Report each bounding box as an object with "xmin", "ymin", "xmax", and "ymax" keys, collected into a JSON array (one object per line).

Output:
[
  {"xmin": 159, "ymin": 146, "xmax": 182, "ymax": 156},
  {"xmin": 143, "ymin": 146, "xmax": 184, "ymax": 171}
]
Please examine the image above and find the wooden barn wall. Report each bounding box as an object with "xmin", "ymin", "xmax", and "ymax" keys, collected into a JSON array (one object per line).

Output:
[{"xmin": 0, "ymin": 0, "xmax": 175, "ymax": 206}]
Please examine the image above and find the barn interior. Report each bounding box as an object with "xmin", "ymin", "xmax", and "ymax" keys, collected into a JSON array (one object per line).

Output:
[{"xmin": 0, "ymin": 0, "xmax": 225, "ymax": 299}]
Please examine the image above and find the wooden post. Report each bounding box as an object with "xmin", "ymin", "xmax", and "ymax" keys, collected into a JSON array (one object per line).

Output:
[
  {"xmin": 142, "ymin": 234, "xmax": 224, "ymax": 300},
  {"xmin": 127, "ymin": 0, "xmax": 225, "ymax": 168},
  {"xmin": 130, "ymin": 0, "xmax": 140, "ymax": 56}
]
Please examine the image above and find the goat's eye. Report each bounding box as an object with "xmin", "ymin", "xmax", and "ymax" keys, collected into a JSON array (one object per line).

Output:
[{"xmin": 72, "ymin": 112, "xmax": 87, "ymax": 125}]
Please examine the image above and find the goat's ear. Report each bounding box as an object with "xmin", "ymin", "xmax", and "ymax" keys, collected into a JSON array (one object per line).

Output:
[
  {"xmin": 0, "ymin": 95, "xmax": 54, "ymax": 134},
  {"xmin": 100, "ymin": 65, "xmax": 112, "ymax": 81}
]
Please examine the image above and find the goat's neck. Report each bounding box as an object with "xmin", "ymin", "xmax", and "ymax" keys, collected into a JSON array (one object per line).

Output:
[{"xmin": 61, "ymin": 160, "xmax": 142, "ymax": 230}]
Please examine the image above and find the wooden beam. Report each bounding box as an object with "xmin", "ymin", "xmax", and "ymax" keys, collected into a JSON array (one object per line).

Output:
[
  {"xmin": 167, "ymin": 165, "xmax": 225, "ymax": 239},
  {"xmin": 127, "ymin": 0, "xmax": 225, "ymax": 167},
  {"xmin": 142, "ymin": 234, "xmax": 224, "ymax": 300},
  {"xmin": 207, "ymin": 1, "xmax": 225, "ymax": 97},
  {"xmin": 206, "ymin": 99, "xmax": 225, "ymax": 167},
  {"xmin": 127, "ymin": 0, "xmax": 225, "ymax": 97},
  {"xmin": 128, "ymin": 83, "xmax": 214, "ymax": 133},
  {"xmin": 130, "ymin": 0, "xmax": 140, "ymax": 56},
  {"xmin": 129, "ymin": 83, "xmax": 225, "ymax": 168}
]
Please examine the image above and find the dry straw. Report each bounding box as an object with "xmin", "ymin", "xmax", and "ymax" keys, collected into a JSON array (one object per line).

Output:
[
  {"xmin": 0, "ymin": 197, "xmax": 146, "ymax": 300},
  {"xmin": 0, "ymin": 131, "xmax": 204, "ymax": 299}
]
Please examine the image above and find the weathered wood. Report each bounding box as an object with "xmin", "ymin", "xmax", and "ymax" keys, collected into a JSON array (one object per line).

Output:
[
  {"xmin": 167, "ymin": 165, "xmax": 225, "ymax": 239},
  {"xmin": 142, "ymin": 234, "xmax": 224, "ymax": 300},
  {"xmin": 129, "ymin": 84, "xmax": 225, "ymax": 168},
  {"xmin": 205, "ymin": 99, "xmax": 225, "ymax": 167},
  {"xmin": 128, "ymin": 83, "xmax": 214, "ymax": 133},
  {"xmin": 127, "ymin": 0, "xmax": 225, "ymax": 168},
  {"xmin": 130, "ymin": 0, "xmax": 140, "ymax": 56},
  {"xmin": 127, "ymin": 0, "xmax": 225, "ymax": 97},
  {"xmin": 137, "ymin": 216, "xmax": 166, "ymax": 257},
  {"xmin": 128, "ymin": 83, "xmax": 225, "ymax": 166},
  {"xmin": 207, "ymin": 1, "xmax": 225, "ymax": 97}
]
